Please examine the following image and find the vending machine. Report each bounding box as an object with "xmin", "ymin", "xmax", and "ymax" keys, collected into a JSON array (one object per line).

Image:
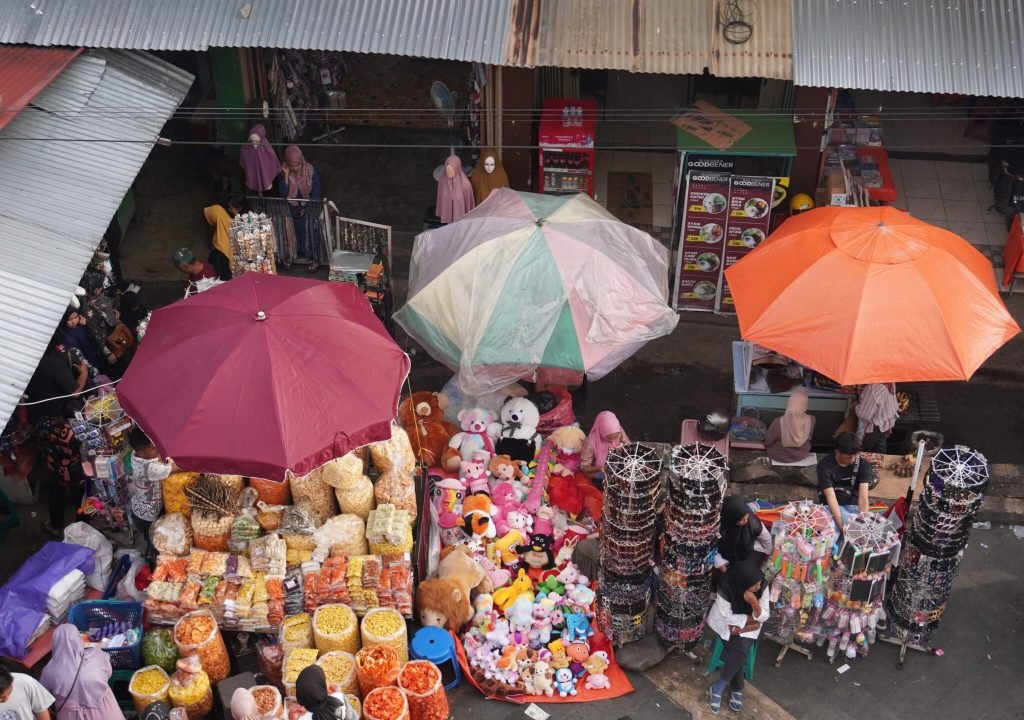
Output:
[{"xmin": 538, "ymin": 98, "xmax": 597, "ymax": 197}]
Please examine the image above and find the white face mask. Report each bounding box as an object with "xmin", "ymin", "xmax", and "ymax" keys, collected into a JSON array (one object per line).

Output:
[
  {"xmin": 248, "ymin": 133, "xmax": 261, "ymax": 146},
  {"xmin": 484, "ymin": 157, "xmax": 496, "ymax": 174}
]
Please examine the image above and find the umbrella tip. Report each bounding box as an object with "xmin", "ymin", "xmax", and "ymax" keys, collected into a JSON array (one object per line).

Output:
[{"xmin": 255, "ymin": 310, "xmax": 267, "ymax": 321}]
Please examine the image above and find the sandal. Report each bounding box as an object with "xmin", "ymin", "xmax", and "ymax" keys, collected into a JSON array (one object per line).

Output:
[
  {"xmin": 729, "ymin": 691, "xmax": 743, "ymax": 712},
  {"xmin": 709, "ymin": 685, "xmax": 723, "ymax": 715}
]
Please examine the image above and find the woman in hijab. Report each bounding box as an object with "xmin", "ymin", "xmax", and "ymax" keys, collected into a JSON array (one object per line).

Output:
[
  {"xmin": 764, "ymin": 387, "xmax": 815, "ymax": 463},
  {"xmin": 240, "ymin": 123, "xmax": 280, "ymax": 194},
  {"xmin": 435, "ymin": 154, "xmax": 475, "ymax": 224},
  {"xmin": 714, "ymin": 496, "xmax": 772, "ymax": 572},
  {"xmin": 277, "ymin": 146, "xmax": 324, "ymax": 272},
  {"xmin": 469, "ymin": 148, "xmax": 510, "ymax": 205},
  {"xmin": 230, "ymin": 688, "xmax": 260, "ymax": 720},
  {"xmin": 295, "ymin": 665, "xmax": 357, "ymax": 720},
  {"xmin": 57, "ymin": 307, "xmax": 103, "ymax": 372},
  {"xmin": 706, "ymin": 558, "xmax": 770, "ymax": 714},
  {"xmin": 203, "ymin": 204, "xmax": 234, "ymax": 281},
  {"xmin": 580, "ymin": 411, "xmax": 630, "ymax": 488},
  {"xmin": 39, "ymin": 624, "xmax": 121, "ymax": 719},
  {"xmin": 119, "ymin": 290, "xmax": 149, "ymax": 335}
]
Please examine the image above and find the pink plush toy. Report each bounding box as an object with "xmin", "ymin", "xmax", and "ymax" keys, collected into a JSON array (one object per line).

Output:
[
  {"xmin": 460, "ymin": 453, "xmax": 491, "ymax": 494},
  {"xmin": 505, "ymin": 597, "xmax": 534, "ymax": 646},
  {"xmin": 448, "ymin": 407, "xmax": 500, "ymax": 462},
  {"xmin": 530, "ymin": 598, "xmax": 555, "ymax": 647},
  {"xmin": 437, "ymin": 511, "xmax": 465, "ymax": 547},
  {"xmin": 476, "ymin": 554, "xmax": 511, "ymax": 589},
  {"xmin": 490, "ymin": 481, "xmax": 518, "ymax": 535},
  {"xmin": 556, "ymin": 561, "xmax": 590, "ymax": 591}
]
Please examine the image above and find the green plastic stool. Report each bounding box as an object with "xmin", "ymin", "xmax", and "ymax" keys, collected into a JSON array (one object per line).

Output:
[
  {"xmin": 704, "ymin": 636, "xmax": 758, "ymax": 681},
  {"xmin": 0, "ymin": 488, "xmax": 21, "ymax": 540}
]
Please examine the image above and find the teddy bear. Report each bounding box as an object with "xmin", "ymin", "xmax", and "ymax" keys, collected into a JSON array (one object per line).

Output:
[
  {"xmin": 548, "ymin": 426, "xmax": 587, "ymax": 477},
  {"xmin": 414, "ymin": 547, "xmax": 487, "ymax": 632},
  {"xmin": 530, "ymin": 598, "xmax": 555, "ymax": 647},
  {"xmin": 494, "ymin": 396, "xmax": 541, "ymax": 463},
  {"xmin": 505, "ymin": 597, "xmax": 534, "ymax": 646},
  {"xmin": 532, "ymin": 659, "xmax": 555, "ymax": 697},
  {"xmin": 554, "ymin": 667, "xmax": 577, "ymax": 697},
  {"xmin": 443, "ymin": 408, "xmax": 502, "ymax": 471},
  {"xmin": 583, "ymin": 651, "xmax": 611, "ymax": 690},
  {"xmin": 398, "ymin": 391, "xmax": 458, "ymax": 466}
]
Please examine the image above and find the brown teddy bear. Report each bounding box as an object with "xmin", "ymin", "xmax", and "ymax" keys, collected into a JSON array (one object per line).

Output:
[
  {"xmin": 398, "ymin": 391, "xmax": 458, "ymax": 467},
  {"xmin": 414, "ymin": 547, "xmax": 488, "ymax": 632}
]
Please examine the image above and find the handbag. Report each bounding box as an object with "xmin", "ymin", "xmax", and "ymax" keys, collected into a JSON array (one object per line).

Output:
[
  {"xmin": 730, "ymin": 408, "xmax": 767, "ymax": 443},
  {"xmin": 105, "ymin": 322, "xmax": 135, "ymax": 359}
]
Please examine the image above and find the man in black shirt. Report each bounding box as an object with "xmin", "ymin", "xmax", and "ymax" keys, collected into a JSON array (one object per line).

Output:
[{"xmin": 817, "ymin": 432, "xmax": 872, "ymax": 532}]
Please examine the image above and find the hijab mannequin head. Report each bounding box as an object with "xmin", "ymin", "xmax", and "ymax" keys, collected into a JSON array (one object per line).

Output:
[
  {"xmin": 445, "ymin": 163, "xmax": 456, "ymax": 178},
  {"xmin": 484, "ymin": 156, "xmax": 496, "ymax": 173}
]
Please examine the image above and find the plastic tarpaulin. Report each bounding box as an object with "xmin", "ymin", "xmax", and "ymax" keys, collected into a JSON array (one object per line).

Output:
[
  {"xmin": 396, "ymin": 189, "xmax": 679, "ymax": 395},
  {"xmin": 0, "ymin": 541, "xmax": 95, "ymax": 658}
]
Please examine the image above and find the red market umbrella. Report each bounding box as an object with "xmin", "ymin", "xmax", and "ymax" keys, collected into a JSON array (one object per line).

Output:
[{"xmin": 117, "ymin": 273, "xmax": 410, "ymax": 480}]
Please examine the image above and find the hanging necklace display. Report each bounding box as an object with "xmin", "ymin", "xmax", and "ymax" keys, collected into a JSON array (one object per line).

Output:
[
  {"xmin": 885, "ymin": 446, "xmax": 989, "ymax": 665},
  {"xmin": 229, "ymin": 212, "xmax": 279, "ymax": 276},
  {"xmin": 597, "ymin": 442, "xmax": 663, "ymax": 646},
  {"xmin": 655, "ymin": 444, "xmax": 727, "ymax": 650},
  {"xmin": 763, "ymin": 501, "xmax": 837, "ymax": 652},
  {"xmin": 812, "ymin": 512, "xmax": 899, "ymax": 662}
]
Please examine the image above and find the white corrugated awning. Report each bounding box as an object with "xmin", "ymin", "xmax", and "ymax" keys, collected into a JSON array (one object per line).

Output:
[
  {"xmin": 0, "ymin": 49, "xmax": 193, "ymax": 427},
  {"xmin": 793, "ymin": 0, "xmax": 1024, "ymax": 98}
]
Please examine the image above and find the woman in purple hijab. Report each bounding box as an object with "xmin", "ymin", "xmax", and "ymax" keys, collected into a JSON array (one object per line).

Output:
[
  {"xmin": 240, "ymin": 124, "xmax": 280, "ymax": 193},
  {"xmin": 39, "ymin": 624, "xmax": 122, "ymax": 719}
]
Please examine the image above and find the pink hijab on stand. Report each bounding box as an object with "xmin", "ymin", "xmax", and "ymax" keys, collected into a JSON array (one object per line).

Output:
[
  {"xmin": 587, "ymin": 410, "xmax": 630, "ymax": 467},
  {"xmin": 239, "ymin": 123, "xmax": 280, "ymax": 192},
  {"xmin": 436, "ymin": 154, "xmax": 475, "ymax": 224},
  {"xmin": 780, "ymin": 387, "xmax": 814, "ymax": 447}
]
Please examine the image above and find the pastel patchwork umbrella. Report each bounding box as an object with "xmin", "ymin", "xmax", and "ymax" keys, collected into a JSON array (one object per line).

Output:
[
  {"xmin": 724, "ymin": 206, "xmax": 1020, "ymax": 384},
  {"xmin": 117, "ymin": 273, "xmax": 410, "ymax": 480},
  {"xmin": 395, "ymin": 188, "xmax": 679, "ymax": 394}
]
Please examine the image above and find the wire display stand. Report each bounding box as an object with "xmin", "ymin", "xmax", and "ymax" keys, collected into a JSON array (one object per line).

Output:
[{"xmin": 884, "ymin": 445, "xmax": 989, "ymax": 668}]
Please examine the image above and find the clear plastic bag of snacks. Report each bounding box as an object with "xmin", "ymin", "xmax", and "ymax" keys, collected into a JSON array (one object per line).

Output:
[
  {"xmin": 173, "ymin": 609, "xmax": 231, "ymax": 684},
  {"xmin": 249, "ymin": 476, "xmax": 291, "ymax": 506},
  {"xmin": 355, "ymin": 645, "xmax": 400, "ymax": 697},
  {"xmin": 317, "ymin": 651, "xmax": 358, "ymax": 696},
  {"xmin": 130, "ymin": 665, "xmax": 171, "ymax": 714},
  {"xmin": 191, "ymin": 512, "xmax": 233, "ymax": 552},
  {"xmin": 250, "ymin": 685, "xmax": 282, "ymax": 718},
  {"xmin": 256, "ymin": 640, "xmax": 285, "ymax": 688},
  {"xmin": 279, "ymin": 613, "xmax": 313, "ymax": 650},
  {"xmin": 168, "ymin": 655, "xmax": 213, "ymax": 720},
  {"xmin": 152, "ymin": 513, "xmax": 193, "ymax": 556},
  {"xmin": 360, "ymin": 608, "xmax": 408, "ymax": 663},
  {"xmin": 313, "ymin": 604, "xmax": 360, "ymax": 654},
  {"xmin": 163, "ymin": 472, "xmax": 199, "ymax": 515},
  {"xmin": 398, "ymin": 661, "xmax": 448, "ymax": 720},
  {"xmin": 363, "ymin": 686, "xmax": 410, "ymax": 720}
]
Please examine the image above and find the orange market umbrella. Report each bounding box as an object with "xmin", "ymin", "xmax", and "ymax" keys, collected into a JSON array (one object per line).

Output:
[{"xmin": 724, "ymin": 206, "xmax": 1020, "ymax": 384}]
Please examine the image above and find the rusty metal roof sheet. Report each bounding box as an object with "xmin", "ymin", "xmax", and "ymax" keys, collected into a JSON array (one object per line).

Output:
[{"xmin": 0, "ymin": 46, "xmax": 81, "ymax": 131}]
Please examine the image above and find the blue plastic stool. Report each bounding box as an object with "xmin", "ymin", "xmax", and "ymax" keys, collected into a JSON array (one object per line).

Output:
[
  {"xmin": 704, "ymin": 636, "xmax": 758, "ymax": 681},
  {"xmin": 410, "ymin": 627, "xmax": 461, "ymax": 689}
]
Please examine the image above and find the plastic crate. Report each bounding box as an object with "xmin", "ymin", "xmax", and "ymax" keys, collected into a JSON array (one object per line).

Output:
[{"xmin": 68, "ymin": 600, "xmax": 143, "ymax": 670}]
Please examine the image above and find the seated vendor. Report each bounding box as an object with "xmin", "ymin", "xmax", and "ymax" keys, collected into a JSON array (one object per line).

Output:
[
  {"xmin": 817, "ymin": 432, "xmax": 871, "ymax": 532},
  {"xmin": 715, "ymin": 496, "xmax": 772, "ymax": 572},
  {"xmin": 764, "ymin": 387, "xmax": 815, "ymax": 463},
  {"xmin": 579, "ymin": 411, "xmax": 630, "ymax": 488}
]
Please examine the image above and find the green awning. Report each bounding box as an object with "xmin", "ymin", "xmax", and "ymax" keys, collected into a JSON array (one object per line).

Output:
[{"xmin": 676, "ymin": 111, "xmax": 796, "ymax": 157}]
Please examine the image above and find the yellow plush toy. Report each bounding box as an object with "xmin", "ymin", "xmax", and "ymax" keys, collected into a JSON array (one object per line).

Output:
[{"xmin": 492, "ymin": 568, "xmax": 534, "ymax": 612}]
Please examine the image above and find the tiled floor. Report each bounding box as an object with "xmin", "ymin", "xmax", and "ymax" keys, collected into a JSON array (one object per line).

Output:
[{"xmin": 888, "ymin": 157, "xmax": 1010, "ymax": 268}]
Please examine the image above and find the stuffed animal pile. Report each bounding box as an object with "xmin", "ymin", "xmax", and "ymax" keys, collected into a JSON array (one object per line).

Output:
[{"xmin": 415, "ymin": 396, "xmax": 610, "ymax": 698}]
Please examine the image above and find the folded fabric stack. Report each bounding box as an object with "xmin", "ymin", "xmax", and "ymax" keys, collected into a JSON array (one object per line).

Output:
[
  {"xmin": 27, "ymin": 615, "xmax": 52, "ymax": 647},
  {"xmin": 47, "ymin": 569, "xmax": 87, "ymax": 623}
]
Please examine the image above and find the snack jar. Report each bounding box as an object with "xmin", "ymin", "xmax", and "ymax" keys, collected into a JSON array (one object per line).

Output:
[
  {"xmin": 173, "ymin": 609, "xmax": 231, "ymax": 683},
  {"xmin": 279, "ymin": 613, "xmax": 313, "ymax": 651},
  {"xmin": 168, "ymin": 655, "xmax": 214, "ymax": 720},
  {"xmin": 281, "ymin": 648, "xmax": 320, "ymax": 698},
  {"xmin": 129, "ymin": 665, "xmax": 171, "ymax": 715},
  {"xmin": 313, "ymin": 604, "xmax": 360, "ymax": 654},
  {"xmin": 362, "ymin": 686, "xmax": 410, "ymax": 720},
  {"xmin": 360, "ymin": 608, "xmax": 408, "ymax": 663},
  {"xmin": 316, "ymin": 650, "xmax": 358, "ymax": 696},
  {"xmin": 354, "ymin": 645, "xmax": 400, "ymax": 698},
  {"xmin": 249, "ymin": 685, "xmax": 283, "ymax": 718},
  {"xmin": 397, "ymin": 661, "xmax": 448, "ymax": 720}
]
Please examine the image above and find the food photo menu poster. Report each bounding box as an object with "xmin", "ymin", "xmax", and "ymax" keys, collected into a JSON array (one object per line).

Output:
[
  {"xmin": 674, "ymin": 171, "xmax": 731, "ymax": 311},
  {"xmin": 718, "ymin": 175, "xmax": 774, "ymax": 310}
]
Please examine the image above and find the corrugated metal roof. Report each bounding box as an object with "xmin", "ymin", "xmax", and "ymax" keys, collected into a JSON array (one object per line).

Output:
[
  {"xmin": 0, "ymin": 46, "xmax": 81, "ymax": 131},
  {"xmin": 0, "ymin": 0, "xmax": 511, "ymax": 64},
  {"xmin": 504, "ymin": 0, "xmax": 792, "ymax": 78},
  {"xmin": 793, "ymin": 0, "xmax": 1024, "ymax": 98},
  {"xmin": 0, "ymin": 49, "xmax": 193, "ymax": 427}
]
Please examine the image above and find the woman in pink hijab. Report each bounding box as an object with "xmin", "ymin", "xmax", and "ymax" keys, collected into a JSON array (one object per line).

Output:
[
  {"xmin": 435, "ymin": 155, "xmax": 475, "ymax": 224},
  {"xmin": 277, "ymin": 145, "xmax": 324, "ymax": 271},
  {"xmin": 39, "ymin": 624, "xmax": 121, "ymax": 720},
  {"xmin": 764, "ymin": 387, "xmax": 815, "ymax": 463},
  {"xmin": 580, "ymin": 411, "xmax": 630, "ymax": 487},
  {"xmin": 239, "ymin": 124, "xmax": 280, "ymax": 193}
]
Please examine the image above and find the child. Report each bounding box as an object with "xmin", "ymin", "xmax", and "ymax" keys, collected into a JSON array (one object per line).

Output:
[{"xmin": 128, "ymin": 427, "xmax": 178, "ymax": 557}]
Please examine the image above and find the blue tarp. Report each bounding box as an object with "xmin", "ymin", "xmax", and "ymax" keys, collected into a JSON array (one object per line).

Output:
[{"xmin": 0, "ymin": 542, "xmax": 95, "ymax": 659}]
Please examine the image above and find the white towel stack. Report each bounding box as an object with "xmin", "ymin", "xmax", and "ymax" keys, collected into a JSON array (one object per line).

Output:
[{"xmin": 47, "ymin": 569, "xmax": 87, "ymax": 623}]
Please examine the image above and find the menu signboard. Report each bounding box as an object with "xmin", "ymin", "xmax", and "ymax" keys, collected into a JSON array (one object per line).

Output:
[
  {"xmin": 673, "ymin": 172, "xmax": 731, "ymax": 311},
  {"xmin": 719, "ymin": 175, "xmax": 775, "ymax": 311}
]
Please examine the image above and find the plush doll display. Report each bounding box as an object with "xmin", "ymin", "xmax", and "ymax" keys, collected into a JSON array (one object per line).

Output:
[
  {"xmin": 548, "ymin": 426, "xmax": 586, "ymax": 477},
  {"xmin": 443, "ymin": 408, "xmax": 501, "ymax": 471},
  {"xmin": 399, "ymin": 391, "xmax": 458, "ymax": 466},
  {"xmin": 495, "ymin": 396, "xmax": 541, "ymax": 463},
  {"xmin": 415, "ymin": 548, "xmax": 487, "ymax": 632}
]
